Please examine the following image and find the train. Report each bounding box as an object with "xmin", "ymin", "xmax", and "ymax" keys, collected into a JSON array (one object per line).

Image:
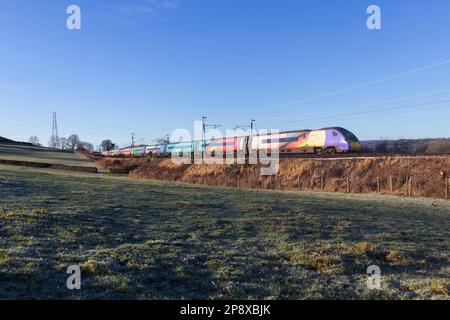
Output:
[{"xmin": 102, "ymin": 127, "xmax": 361, "ymax": 157}]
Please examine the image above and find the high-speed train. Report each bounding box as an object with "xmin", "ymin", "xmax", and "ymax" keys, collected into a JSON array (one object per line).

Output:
[{"xmin": 102, "ymin": 127, "xmax": 361, "ymax": 157}]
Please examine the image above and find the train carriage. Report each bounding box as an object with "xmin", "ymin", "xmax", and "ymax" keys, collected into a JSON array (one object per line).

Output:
[
  {"xmin": 106, "ymin": 127, "xmax": 360, "ymax": 158},
  {"xmin": 206, "ymin": 137, "xmax": 247, "ymax": 156},
  {"xmin": 311, "ymin": 127, "xmax": 360, "ymax": 153},
  {"xmin": 250, "ymin": 128, "xmax": 360, "ymax": 154},
  {"xmin": 145, "ymin": 145, "xmax": 161, "ymax": 156},
  {"xmin": 132, "ymin": 146, "xmax": 146, "ymax": 157},
  {"xmin": 122, "ymin": 148, "xmax": 132, "ymax": 157},
  {"xmin": 195, "ymin": 140, "xmax": 209, "ymax": 154},
  {"xmin": 166, "ymin": 142, "xmax": 195, "ymax": 155},
  {"xmin": 250, "ymin": 130, "xmax": 311, "ymax": 153}
]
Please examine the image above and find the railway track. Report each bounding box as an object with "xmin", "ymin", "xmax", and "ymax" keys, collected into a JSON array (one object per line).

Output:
[
  {"xmin": 99, "ymin": 152, "xmax": 450, "ymax": 161},
  {"xmin": 278, "ymin": 152, "xmax": 450, "ymax": 159}
]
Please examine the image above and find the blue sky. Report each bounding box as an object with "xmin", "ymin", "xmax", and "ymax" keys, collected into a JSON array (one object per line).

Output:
[{"xmin": 1, "ymin": 0, "xmax": 450, "ymax": 147}]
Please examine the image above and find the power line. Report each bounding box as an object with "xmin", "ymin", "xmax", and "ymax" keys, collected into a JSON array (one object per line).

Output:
[
  {"xmin": 259, "ymin": 96, "xmax": 450, "ymax": 128},
  {"xmin": 52, "ymin": 112, "xmax": 58, "ymax": 139},
  {"xmin": 202, "ymin": 116, "xmax": 221, "ymax": 157},
  {"xmin": 256, "ymin": 88, "xmax": 450, "ymax": 126},
  {"xmin": 262, "ymin": 98, "xmax": 450, "ymax": 128},
  {"xmin": 310, "ymin": 104, "xmax": 450, "ymax": 126},
  {"xmin": 213, "ymin": 58, "xmax": 450, "ymax": 118},
  {"xmin": 233, "ymin": 119, "xmax": 256, "ymax": 136},
  {"xmin": 50, "ymin": 112, "xmax": 59, "ymax": 148}
]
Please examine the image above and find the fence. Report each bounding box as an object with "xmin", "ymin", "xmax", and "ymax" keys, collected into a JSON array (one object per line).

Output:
[{"xmin": 155, "ymin": 172, "xmax": 450, "ymax": 200}]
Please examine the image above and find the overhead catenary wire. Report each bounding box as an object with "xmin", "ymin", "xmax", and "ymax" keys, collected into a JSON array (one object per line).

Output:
[
  {"xmin": 214, "ymin": 58, "xmax": 450, "ymax": 118},
  {"xmin": 256, "ymin": 88, "xmax": 450, "ymax": 126},
  {"xmin": 265, "ymin": 104, "xmax": 450, "ymax": 131},
  {"xmin": 259, "ymin": 97, "xmax": 450, "ymax": 128},
  {"xmin": 300, "ymin": 103, "xmax": 450, "ymax": 126}
]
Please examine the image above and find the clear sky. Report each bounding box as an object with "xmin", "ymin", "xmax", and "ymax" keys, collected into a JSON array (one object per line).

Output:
[{"xmin": 1, "ymin": 0, "xmax": 450, "ymax": 147}]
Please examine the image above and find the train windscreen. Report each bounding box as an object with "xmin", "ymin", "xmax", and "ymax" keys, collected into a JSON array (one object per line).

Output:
[{"xmin": 339, "ymin": 128, "xmax": 359, "ymax": 142}]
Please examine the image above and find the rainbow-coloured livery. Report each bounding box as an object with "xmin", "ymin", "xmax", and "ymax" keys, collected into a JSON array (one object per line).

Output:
[{"xmin": 102, "ymin": 127, "xmax": 360, "ymax": 157}]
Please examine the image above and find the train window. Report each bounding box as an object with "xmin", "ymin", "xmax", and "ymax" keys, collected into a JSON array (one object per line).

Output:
[
  {"xmin": 263, "ymin": 137, "xmax": 298, "ymax": 144},
  {"xmin": 339, "ymin": 129, "xmax": 359, "ymax": 142},
  {"xmin": 211, "ymin": 141, "xmax": 236, "ymax": 147},
  {"xmin": 333, "ymin": 131, "xmax": 338, "ymax": 137}
]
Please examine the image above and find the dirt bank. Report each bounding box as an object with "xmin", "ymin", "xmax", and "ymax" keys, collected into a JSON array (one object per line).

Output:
[{"xmin": 97, "ymin": 156, "xmax": 450, "ymax": 199}]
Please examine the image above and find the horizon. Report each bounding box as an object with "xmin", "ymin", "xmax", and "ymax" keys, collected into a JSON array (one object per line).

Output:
[{"xmin": 1, "ymin": 0, "xmax": 450, "ymax": 147}]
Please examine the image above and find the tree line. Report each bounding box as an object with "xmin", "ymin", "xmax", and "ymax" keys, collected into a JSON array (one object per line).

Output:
[
  {"xmin": 362, "ymin": 138, "xmax": 450, "ymax": 154},
  {"xmin": 28, "ymin": 135, "xmax": 116, "ymax": 153}
]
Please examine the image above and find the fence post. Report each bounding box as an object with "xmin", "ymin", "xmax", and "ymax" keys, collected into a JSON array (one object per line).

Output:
[
  {"xmin": 389, "ymin": 176, "xmax": 393, "ymax": 193},
  {"xmin": 298, "ymin": 174, "xmax": 301, "ymax": 189},
  {"xmin": 404, "ymin": 177, "xmax": 408, "ymax": 196},
  {"xmin": 346, "ymin": 177, "xmax": 350, "ymax": 193},
  {"xmin": 376, "ymin": 177, "xmax": 380, "ymax": 193},
  {"xmin": 409, "ymin": 177, "xmax": 413, "ymax": 197},
  {"xmin": 321, "ymin": 176, "xmax": 324, "ymax": 192},
  {"xmin": 249, "ymin": 177, "xmax": 252, "ymax": 189},
  {"xmin": 237, "ymin": 175, "xmax": 240, "ymax": 189},
  {"xmin": 446, "ymin": 178, "xmax": 449, "ymax": 199}
]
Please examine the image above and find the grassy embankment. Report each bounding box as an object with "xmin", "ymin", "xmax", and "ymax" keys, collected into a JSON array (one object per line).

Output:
[{"xmin": 0, "ymin": 143, "xmax": 96, "ymax": 168}]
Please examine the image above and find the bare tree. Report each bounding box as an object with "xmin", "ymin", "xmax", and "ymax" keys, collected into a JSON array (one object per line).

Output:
[
  {"xmin": 59, "ymin": 137, "xmax": 70, "ymax": 150},
  {"xmin": 28, "ymin": 136, "xmax": 41, "ymax": 146},
  {"xmin": 393, "ymin": 139, "xmax": 411, "ymax": 153},
  {"xmin": 424, "ymin": 140, "xmax": 450, "ymax": 153},
  {"xmin": 77, "ymin": 141, "xmax": 94, "ymax": 152},
  {"xmin": 67, "ymin": 134, "xmax": 81, "ymax": 150},
  {"xmin": 375, "ymin": 140, "xmax": 388, "ymax": 153},
  {"xmin": 48, "ymin": 136, "xmax": 60, "ymax": 149}
]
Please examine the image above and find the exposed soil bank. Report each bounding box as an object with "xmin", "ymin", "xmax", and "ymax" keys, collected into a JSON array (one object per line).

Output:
[{"xmin": 97, "ymin": 156, "xmax": 450, "ymax": 199}]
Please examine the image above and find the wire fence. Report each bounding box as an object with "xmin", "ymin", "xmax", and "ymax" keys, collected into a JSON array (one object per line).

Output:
[{"xmin": 159, "ymin": 174, "xmax": 450, "ymax": 200}]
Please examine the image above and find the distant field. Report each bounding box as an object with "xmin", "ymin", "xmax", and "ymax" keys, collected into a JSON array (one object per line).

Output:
[
  {"xmin": 0, "ymin": 143, "xmax": 95, "ymax": 168},
  {"xmin": 0, "ymin": 165, "xmax": 448, "ymax": 299}
]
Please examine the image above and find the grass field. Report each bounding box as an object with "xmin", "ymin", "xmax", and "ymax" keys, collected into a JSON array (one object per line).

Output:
[
  {"xmin": 0, "ymin": 164, "xmax": 449, "ymax": 299},
  {"xmin": 0, "ymin": 143, "xmax": 96, "ymax": 168}
]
